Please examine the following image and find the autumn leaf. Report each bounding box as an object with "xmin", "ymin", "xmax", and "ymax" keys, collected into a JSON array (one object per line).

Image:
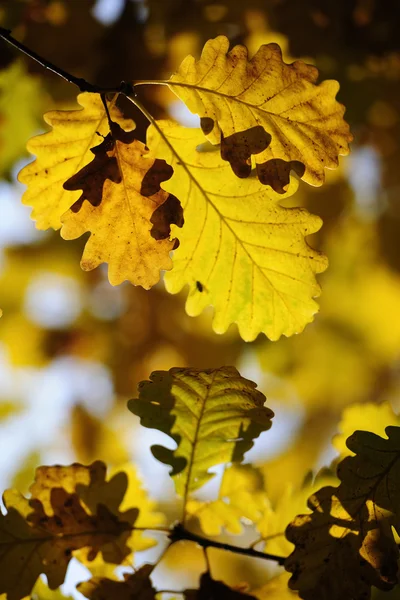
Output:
[
  {"xmin": 60, "ymin": 121, "xmax": 181, "ymax": 288},
  {"xmin": 0, "ymin": 461, "xmax": 139, "ymax": 600},
  {"xmin": 252, "ymin": 573, "xmax": 298, "ymax": 599},
  {"xmin": 18, "ymin": 93, "xmax": 132, "ymax": 230},
  {"xmin": 78, "ymin": 564, "xmax": 157, "ymax": 600},
  {"xmin": 285, "ymin": 426, "xmax": 400, "ymax": 599},
  {"xmin": 147, "ymin": 120, "xmax": 327, "ymax": 341},
  {"xmin": 128, "ymin": 367, "xmax": 273, "ymax": 504},
  {"xmin": 168, "ymin": 36, "xmax": 352, "ymax": 190},
  {"xmin": 186, "ymin": 464, "xmax": 269, "ymax": 536}
]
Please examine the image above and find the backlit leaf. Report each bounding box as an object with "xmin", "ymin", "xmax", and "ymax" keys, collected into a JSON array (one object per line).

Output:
[
  {"xmin": 147, "ymin": 120, "xmax": 327, "ymax": 341},
  {"xmin": 285, "ymin": 427, "xmax": 400, "ymax": 599},
  {"xmin": 0, "ymin": 461, "xmax": 139, "ymax": 600},
  {"xmin": 128, "ymin": 367, "xmax": 273, "ymax": 503},
  {"xmin": 60, "ymin": 121, "xmax": 180, "ymax": 288},
  {"xmin": 186, "ymin": 464, "xmax": 269, "ymax": 536},
  {"xmin": 252, "ymin": 573, "xmax": 298, "ymax": 599},
  {"xmin": 184, "ymin": 573, "xmax": 257, "ymax": 599},
  {"xmin": 168, "ymin": 36, "xmax": 352, "ymax": 190},
  {"xmin": 18, "ymin": 93, "xmax": 132, "ymax": 230}
]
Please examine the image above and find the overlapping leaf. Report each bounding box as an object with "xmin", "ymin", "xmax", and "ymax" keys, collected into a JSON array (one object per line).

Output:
[
  {"xmin": 285, "ymin": 426, "xmax": 400, "ymax": 599},
  {"xmin": 184, "ymin": 573, "xmax": 257, "ymax": 600},
  {"xmin": 168, "ymin": 36, "xmax": 352, "ymax": 190},
  {"xmin": 78, "ymin": 565, "xmax": 156, "ymax": 600},
  {"xmin": 147, "ymin": 120, "xmax": 327, "ymax": 341},
  {"xmin": 60, "ymin": 122, "xmax": 181, "ymax": 287},
  {"xmin": 18, "ymin": 93, "xmax": 132, "ymax": 229},
  {"xmin": 186, "ymin": 465, "xmax": 269, "ymax": 536},
  {"xmin": 0, "ymin": 461, "xmax": 140, "ymax": 600},
  {"xmin": 128, "ymin": 367, "xmax": 273, "ymax": 502}
]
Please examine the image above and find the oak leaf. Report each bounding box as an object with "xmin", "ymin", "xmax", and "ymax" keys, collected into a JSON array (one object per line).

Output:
[
  {"xmin": 60, "ymin": 122, "xmax": 180, "ymax": 288},
  {"xmin": 285, "ymin": 427, "xmax": 400, "ymax": 599},
  {"xmin": 18, "ymin": 93, "xmax": 132, "ymax": 230},
  {"xmin": 78, "ymin": 564, "xmax": 156, "ymax": 600},
  {"xmin": 168, "ymin": 36, "xmax": 352, "ymax": 190},
  {"xmin": 147, "ymin": 120, "xmax": 327, "ymax": 341},
  {"xmin": 0, "ymin": 461, "xmax": 139, "ymax": 600},
  {"xmin": 128, "ymin": 367, "xmax": 273, "ymax": 502},
  {"xmin": 184, "ymin": 573, "xmax": 257, "ymax": 599}
]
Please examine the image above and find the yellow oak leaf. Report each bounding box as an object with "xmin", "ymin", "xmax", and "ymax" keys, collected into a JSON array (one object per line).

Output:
[
  {"xmin": 186, "ymin": 465, "xmax": 269, "ymax": 536},
  {"xmin": 147, "ymin": 120, "xmax": 327, "ymax": 341},
  {"xmin": 128, "ymin": 367, "xmax": 273, "ymax": 504},
  {"xmin": 18, "ymin": 93, "xmax": 132, "ymax": 230},
  {"xmin": 0, "ymin": 461, "xmax": 139, "ymax": 600},
  {"xmin": 286, "ymin": 427, "xmax": 400, "ymax": 599},
  {"xmin": 252, "ymin": 573, "xmax": 298, "ymax": 599},
  {"xmin": 168, "ymin": 36, "xmax": 352, "ymax": 190},
  {"xmin": 60, "ymin": 123, "xmax": 180, "ymax": 287}
]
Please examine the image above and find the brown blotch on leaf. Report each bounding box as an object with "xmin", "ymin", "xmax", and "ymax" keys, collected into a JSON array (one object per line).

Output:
[
  {"xmin": 64, "ymin": 123, "xmax": 137, "ymax": 213},
  {"xmin": 221, "ymin": 126, "xmax": 272, "ymax": 179},
  {"xmin": 140, "ymin": 158, "xmax": 174, "ymax": 197},
  {"xmin": 257, "ymin": 159, "xmax": 305, "ymax": 193},
  {"xmin": 150, "ymin": 194, "xmax": 184, "ymax": 248},
  {"xmin": 200, "ymin": 116, "xmax": 215, "ymax": 135}
]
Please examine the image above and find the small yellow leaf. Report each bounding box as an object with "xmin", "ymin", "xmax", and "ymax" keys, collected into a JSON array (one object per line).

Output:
[
  {"xmin": 128, "ymin": 367, "xmax": 273, "ymax": 501},
  {"xmin": 169, "ymin": 36, "xmax": 352, "ymax": 189},
  {"xmin": 147, "ymin": 120, "xmax": 327, "ymax": 341},
  {"xmin": 186, "ymin": 465, "xmax": 269, "ymax": 536},
  {"xmin": 18, "ymin": 93, "xmax": 132, "ymax": 230},
  {"xmin": 60, "ymin": 124, "xmax": 180, "ymax": 288}
]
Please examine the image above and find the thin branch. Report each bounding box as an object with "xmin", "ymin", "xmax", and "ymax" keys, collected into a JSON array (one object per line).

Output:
[
  {"xmin": 0, "ymin": 27, "xmax": 134, "ymax": 95},
  {"xmin": 169, "ymin": 523, "xmax": 286, "ymax": 566}
]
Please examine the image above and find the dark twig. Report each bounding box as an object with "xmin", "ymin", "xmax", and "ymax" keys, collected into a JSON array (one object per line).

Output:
[
  {"xmin": 169, "ymin": 523, "xmax": 286, "ymax": 566},
  {"xmin": 0, "ymin": 27, "xmax": 134, "ymax": 95}
]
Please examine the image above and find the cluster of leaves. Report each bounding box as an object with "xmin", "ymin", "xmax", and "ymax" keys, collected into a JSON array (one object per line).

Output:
[
  {"xmin": 17, "ymin": 35, "xmax": 351, "ymax": 341},
  {"xmin": 1, "ymin": 366, "xmax": 400, "ymax": 599}
]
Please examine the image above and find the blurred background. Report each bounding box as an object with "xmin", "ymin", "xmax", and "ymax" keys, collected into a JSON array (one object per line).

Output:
[{"xmin": 1, "ymin": 0, "xmax": 400, "ymax": 597}]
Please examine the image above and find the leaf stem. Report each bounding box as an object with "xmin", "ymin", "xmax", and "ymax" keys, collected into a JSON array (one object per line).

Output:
[{"xmin": 169, "ymin": 523, "xmax": 286, "ymax": 566}]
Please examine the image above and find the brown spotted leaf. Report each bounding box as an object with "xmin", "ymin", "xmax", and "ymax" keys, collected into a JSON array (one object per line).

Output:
[
  {"xmin": 0, "ymin": 461, "xmax": 138, "ymax": 600},
  {"xmin": 285, "ymin": 426, "xmax": 400, "ymax": 600},
  {"xmin": 168, "ymin": 36, "xmax": 352, "ymax": 191},
  {"xmin": 60, "ymin": 122, "xmax": 180, "ymax": 288}
]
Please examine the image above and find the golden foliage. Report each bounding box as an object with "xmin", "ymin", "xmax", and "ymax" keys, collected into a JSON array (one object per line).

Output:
[
  {"xmin": 169, "ymin": 36, "xmax": 351, "ymax": 189},
  {"xmin": 147, "ymin": 121, "xmax": 327, "ymax": 341}
]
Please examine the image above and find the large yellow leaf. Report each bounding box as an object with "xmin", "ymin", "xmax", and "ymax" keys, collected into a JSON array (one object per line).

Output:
[
  {"xmin": 60, "ymin": 124, "xmax": 179, "ymax": 288},
  {"xmin": 168, "ymin": 36, "xmax": 352, "ymax": 190},
  {"xmin": 252, "ymin": 573, "xmax": 298, "ymax": 599},
  {"xmin": 18, "ymin": 93, "xmax": 132, "ymax": 230},
  {"xmin": 286, "ymin": 427, "xmax": 400, "ymax": 599},
  {"xmin": 186, "ymin": 464, "xmax": 269, "ymax": 536},
  {"xmin": 0, "ymin": 461, "xmax": 139, "ymax": 600},
  {"xmin": 128, "ymin": 367, "xmax": 273, "ymax": 506},
  {"xmin": 147, "ymin": 120, "xmax": 327, "ymax": 341},
  {"xmin": 0, "ymin": 61, "xmax": 45, "ymax": 177}
]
